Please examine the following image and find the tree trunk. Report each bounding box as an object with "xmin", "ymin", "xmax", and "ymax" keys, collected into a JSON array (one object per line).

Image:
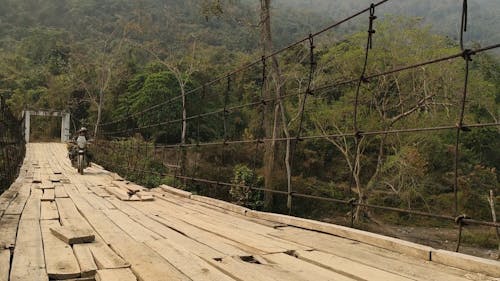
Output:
[
  {"xmin": 94, "ymin": 89, "xmax": 104, "ymax": 138},
  {"xmin": 261, "ymin": 0, "xmax": 275, "ymax": 209},
  {"xmin": 180, "ymin": 84, "xmax": 187, "ymax": 183}
]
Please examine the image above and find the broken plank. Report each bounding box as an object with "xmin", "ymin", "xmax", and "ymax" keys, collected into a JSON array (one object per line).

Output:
[
  {"xmin": 136, "ymin": 191, "xmax": 154, "ymax": 201},
  {"xmin": 50, "ymin": 225, "xmax": 95, "ymax": 244},
  {"xmin": 112, "ymin": 181, "xmax": 144, "ymax": 193},
  {"xmin": 146, "ymin": 239, "xmax": 235, "ymax": 281},
  {"xmin": 41, "ymin": 201, "xmax": 59, "ymax": 220},
  {"xmin": 104, "ymin": 185, "xmax": 140, "ymax": 201},
  {"xmin": 41, "ymin": 220, "xmax": 81, "ymax": 279},
  {"xmin": 0, "ymin": 215, "xmax": 21, "ymax": 249},
  {"xmin": 95, "ymin": 268, "xmax": 137, "ymax": 281},
  {"xmin": 41, "ymin": 189, "xmax": 55, "ymax": 201},
  {"xmin": 73, "ymin": 244, "xmax": 98, "ymax": 277}
]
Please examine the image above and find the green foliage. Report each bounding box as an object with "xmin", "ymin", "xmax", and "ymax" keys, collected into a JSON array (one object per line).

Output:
[{"xmin": 230, "ymin": 164, "xmax": 264, "ymax": 210}]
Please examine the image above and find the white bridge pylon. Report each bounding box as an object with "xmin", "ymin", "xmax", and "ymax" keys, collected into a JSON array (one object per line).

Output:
[{"xmin": 22, "ymin": 110, "xmax": 71, "ymax": 143}]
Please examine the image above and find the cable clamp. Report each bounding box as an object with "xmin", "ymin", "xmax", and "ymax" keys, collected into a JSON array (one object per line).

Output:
[
  {"xmin": 354, "ymin": 131, "xmax": 364, "ymax": 139},
  {"xmin": 462, "ymin": 49, "xmax": 474, "ymax": 61},
  {"xmin": 347, "ymin": 198, "xmax": 357, "ymax": 206},
  {"xmin": 455, "ymin": 214, "xmax": 470, "ymax": 225}
]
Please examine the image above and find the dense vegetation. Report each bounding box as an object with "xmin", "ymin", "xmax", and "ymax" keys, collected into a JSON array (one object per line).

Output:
[{"xmin": 0, "ymin": 0, "xmax": 499, "ymax": 252}]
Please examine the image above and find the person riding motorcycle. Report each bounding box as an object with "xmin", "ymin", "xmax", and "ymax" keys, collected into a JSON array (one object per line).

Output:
[{"xmin": 68, "ymin": 127, "xmax": 93, "ymax": 166}]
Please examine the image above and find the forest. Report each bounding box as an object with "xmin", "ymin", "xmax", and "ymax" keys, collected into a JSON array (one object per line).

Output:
[{"xmin": 0, "ymin": 0, "xmax": 499, "ymax": 254}]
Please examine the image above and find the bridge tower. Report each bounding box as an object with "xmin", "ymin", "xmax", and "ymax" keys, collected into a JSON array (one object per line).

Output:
[{"xmin": 22, "ymin": 110, "xmax": 71, "ymax": 143}]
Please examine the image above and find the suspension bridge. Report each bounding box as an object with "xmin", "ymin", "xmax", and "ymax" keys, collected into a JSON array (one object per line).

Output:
[{"xmin": 1, "ymin": 1, "xmax": 499, "ymax": 280}]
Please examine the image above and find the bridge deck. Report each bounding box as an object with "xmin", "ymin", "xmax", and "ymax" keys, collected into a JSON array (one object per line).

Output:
[{"xmin": 0, "ymin": 143, "xmax": 497, "ymax": 281}]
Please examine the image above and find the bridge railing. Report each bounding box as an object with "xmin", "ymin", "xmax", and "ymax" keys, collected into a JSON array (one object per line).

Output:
[
  {"xmin": 0, "ymin": 97, "xmax": 25, "ymax": 193},
  {"xmin": 95, "ymin": 1, "xmax": 500, "ymax": 255}
]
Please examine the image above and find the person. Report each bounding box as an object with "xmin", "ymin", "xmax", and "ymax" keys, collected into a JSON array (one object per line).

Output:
[{"xmin": 68, "ymin": 127, "xmax": 93, "ymax": 166}]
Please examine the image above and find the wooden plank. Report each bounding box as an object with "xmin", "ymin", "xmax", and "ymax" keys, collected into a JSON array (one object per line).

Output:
[
  {"xmin": 104, "ymin": 185, "xmax": 140, "ymax": 201},
  {"xmin": 56, "ymin": 197, "xmax": 91, "ymax": 227},
  {"xmin": 50, "ymin": 175, "xmax": 61, "ymax": 182},
  {"xmin": 0, "ymin": 250, "xmax": 10, "ymax": 281},
  {"xmin": 159, "ymin": 184, "xmax": 192, "ymax": 198},
  {"xmin": 70, "ymin": 200, "xmax": 190, "ymax": 281},
  {"xmin": 0, "ymin": 183, "xmax": 21, "ymax": 211},
  {"xmin": 41, "ymin": 180, "xmax": 55, "ymax": 189},
  {"xmin": 112, "ymin": 181, "xmax": 144, "ymax": 193},
  {"xmin": 4, "ymin": 184, "xmax": 30, "ymax": 215},
  {"xmin": 136, "ymin": 191, "xmax": 154, "ymax": 201},
  {"xmin": 146, "ymin": 239, "xmax": 235, "ymax": 281},
  {"xmin": 10, "ymin": 210, "xmax": 48, "ymax": 280},
  {"xmin": 102, "ymin": 209, "xmax": 161, "ymax": 243},
  {"xmin": 128, "ymin": 202, "xmax": 251, "ymax": 257},
  {"xmin": 0, "ymin": 215, "xmax": 21, "ymax": 249},
  {"xmin": 293, "ymin": 250, "xmax": 414, "ymax": 281},
  {"xmin": 205, "ymin": 255, "xmax": 344, "ymax": 281},
  {"xmin": 87, "ymin": 185, "xmax": 111, "ymax": 198},
  {"xmin": 246, "ymin": 210, "xmax": 433, "ymax": 260},
  {"xmin": 41, "ymin": 201, "xmax": 60, "ymax": 220},
  {"xmin": 104, "ymin": 198, "xmax": 236, "ymax": 259},
  {"xmin": 432, "ymin": 250, "xmax": 500, "ymax": 277},
  {"xmin": 111, "ymin": 173, "xmax": 124, "ymax": 181},
  {"xmin": 262, "ymin": 253, "xmax": 357, "ymax": 281},
  {"xmin": 73, "ymin": 244, "xmax": 98, "ymax": 277},
  {"xmin": 41, "ymin": 189, "xmax": 55, "ymax": 201},
  {"xmin": 55, "ymin": 185, "xmax": 70, "ymax": 198},
  {"xmin": 89, "ymin": 243, "xmax": 130, "ymax": 270},
  {"xmin": 50, "ymin": 225, "xmax": 95, "ymax": 244},
  {"xmin": 269, "ymin": 227, "xmax": 471, "ymax": 281},
  {"xmin": 95, "ymin": 268, "xmax": 137, "ymax": 281},
  {"xmin": 190, "ymin": 195, "xmax": 249, "ymax": 215},
  {"xmin": 41, "ymin": 220, "xmax": 81, "ymax": 279}
]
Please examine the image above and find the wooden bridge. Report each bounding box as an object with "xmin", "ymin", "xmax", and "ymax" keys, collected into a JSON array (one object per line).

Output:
[{"xmin": 0, "ymin": 143, "xmax": 498, "ymax": 281}]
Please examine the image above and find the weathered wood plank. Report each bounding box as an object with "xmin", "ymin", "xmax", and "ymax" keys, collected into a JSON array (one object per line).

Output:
[
  {"xmin": 50, "ymin": 225, "xmax": 95, "ymax": 245},
  {"xmin": 41, "ymin": 201, "xmax": 59, "ymax": 220},
  {"xmin": 102, "ymin": 209, "xmax": 161, "ymax": 242},
  {"xmin": 55, "ymin": 185, "xmax": 70, "ymax": 198},
  {"xmin": 269, "ymin": 227, "xmax": 472, "ymax": 281},
  {"xmin": 293, "ymin": 250, "xmax": 414, "ymax": 281},
  {"xmin": 87, "ymin": 185, "xmax": 111, "ymax": 198},
  {"xmin": 146, "ymin": 239, "xmax": 235, "ymax": 281},
  {"xmin": 73, "ymin": 244, "xmax": 98, "ymax": 277},
  {"xmin": 41, "ymin": 220, "xmax": 81, "ymax": 279},
  {"xmin": 89, "ymin": 243, "xmax": 130, "ymax": 270},
  {"xmin": 104, "ymin": 185, "xmax": 140, "ymax": 201},
  {"xmin": 432, "ymin": 250, "xmax": 500, "ymax": 277},
  {"xmin": 247, "ymin": 210, "xmax": 433, "ymax": 260},
  {"xmin": 112, "ymin": 181, "xmax": 144, "ymax": 193},
  {"xmin": 10, "ymin": 189, "xmax": 47, "ymax": 281},
  {"xmin": 41, "ymin": 188, "xmax": 55, "ymax": 201},
  {"xmin": 95, "ymin": 268, "xmax": 137, "ymax": 281},
  {"xmin": 0, "ymin": 249, "xmax": 10, "ymax": 281},
  {"xmin": 70, "ymin": 198, "xmax": 190, "ymax": 281},
  {"xmin": 159, "ymin": 184, "xmax": 192, "ymax": 198},
  {"xmin": 0, "ymin": 214, "xmax": 21, "ymax": 249},
  {"xmin": 4, "ymin": 184, "xmax": 30, "ymax": 215}
]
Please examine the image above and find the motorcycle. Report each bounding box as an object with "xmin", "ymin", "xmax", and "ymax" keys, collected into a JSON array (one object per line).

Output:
[{"xmin": 71, "ymin": 136, "xmax": 89, "ymax": 175}]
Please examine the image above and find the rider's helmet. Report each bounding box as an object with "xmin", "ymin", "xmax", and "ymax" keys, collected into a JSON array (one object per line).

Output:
[{"xmin": 78, "ymin": 127, "xmax": 88, "ymax": 135}]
